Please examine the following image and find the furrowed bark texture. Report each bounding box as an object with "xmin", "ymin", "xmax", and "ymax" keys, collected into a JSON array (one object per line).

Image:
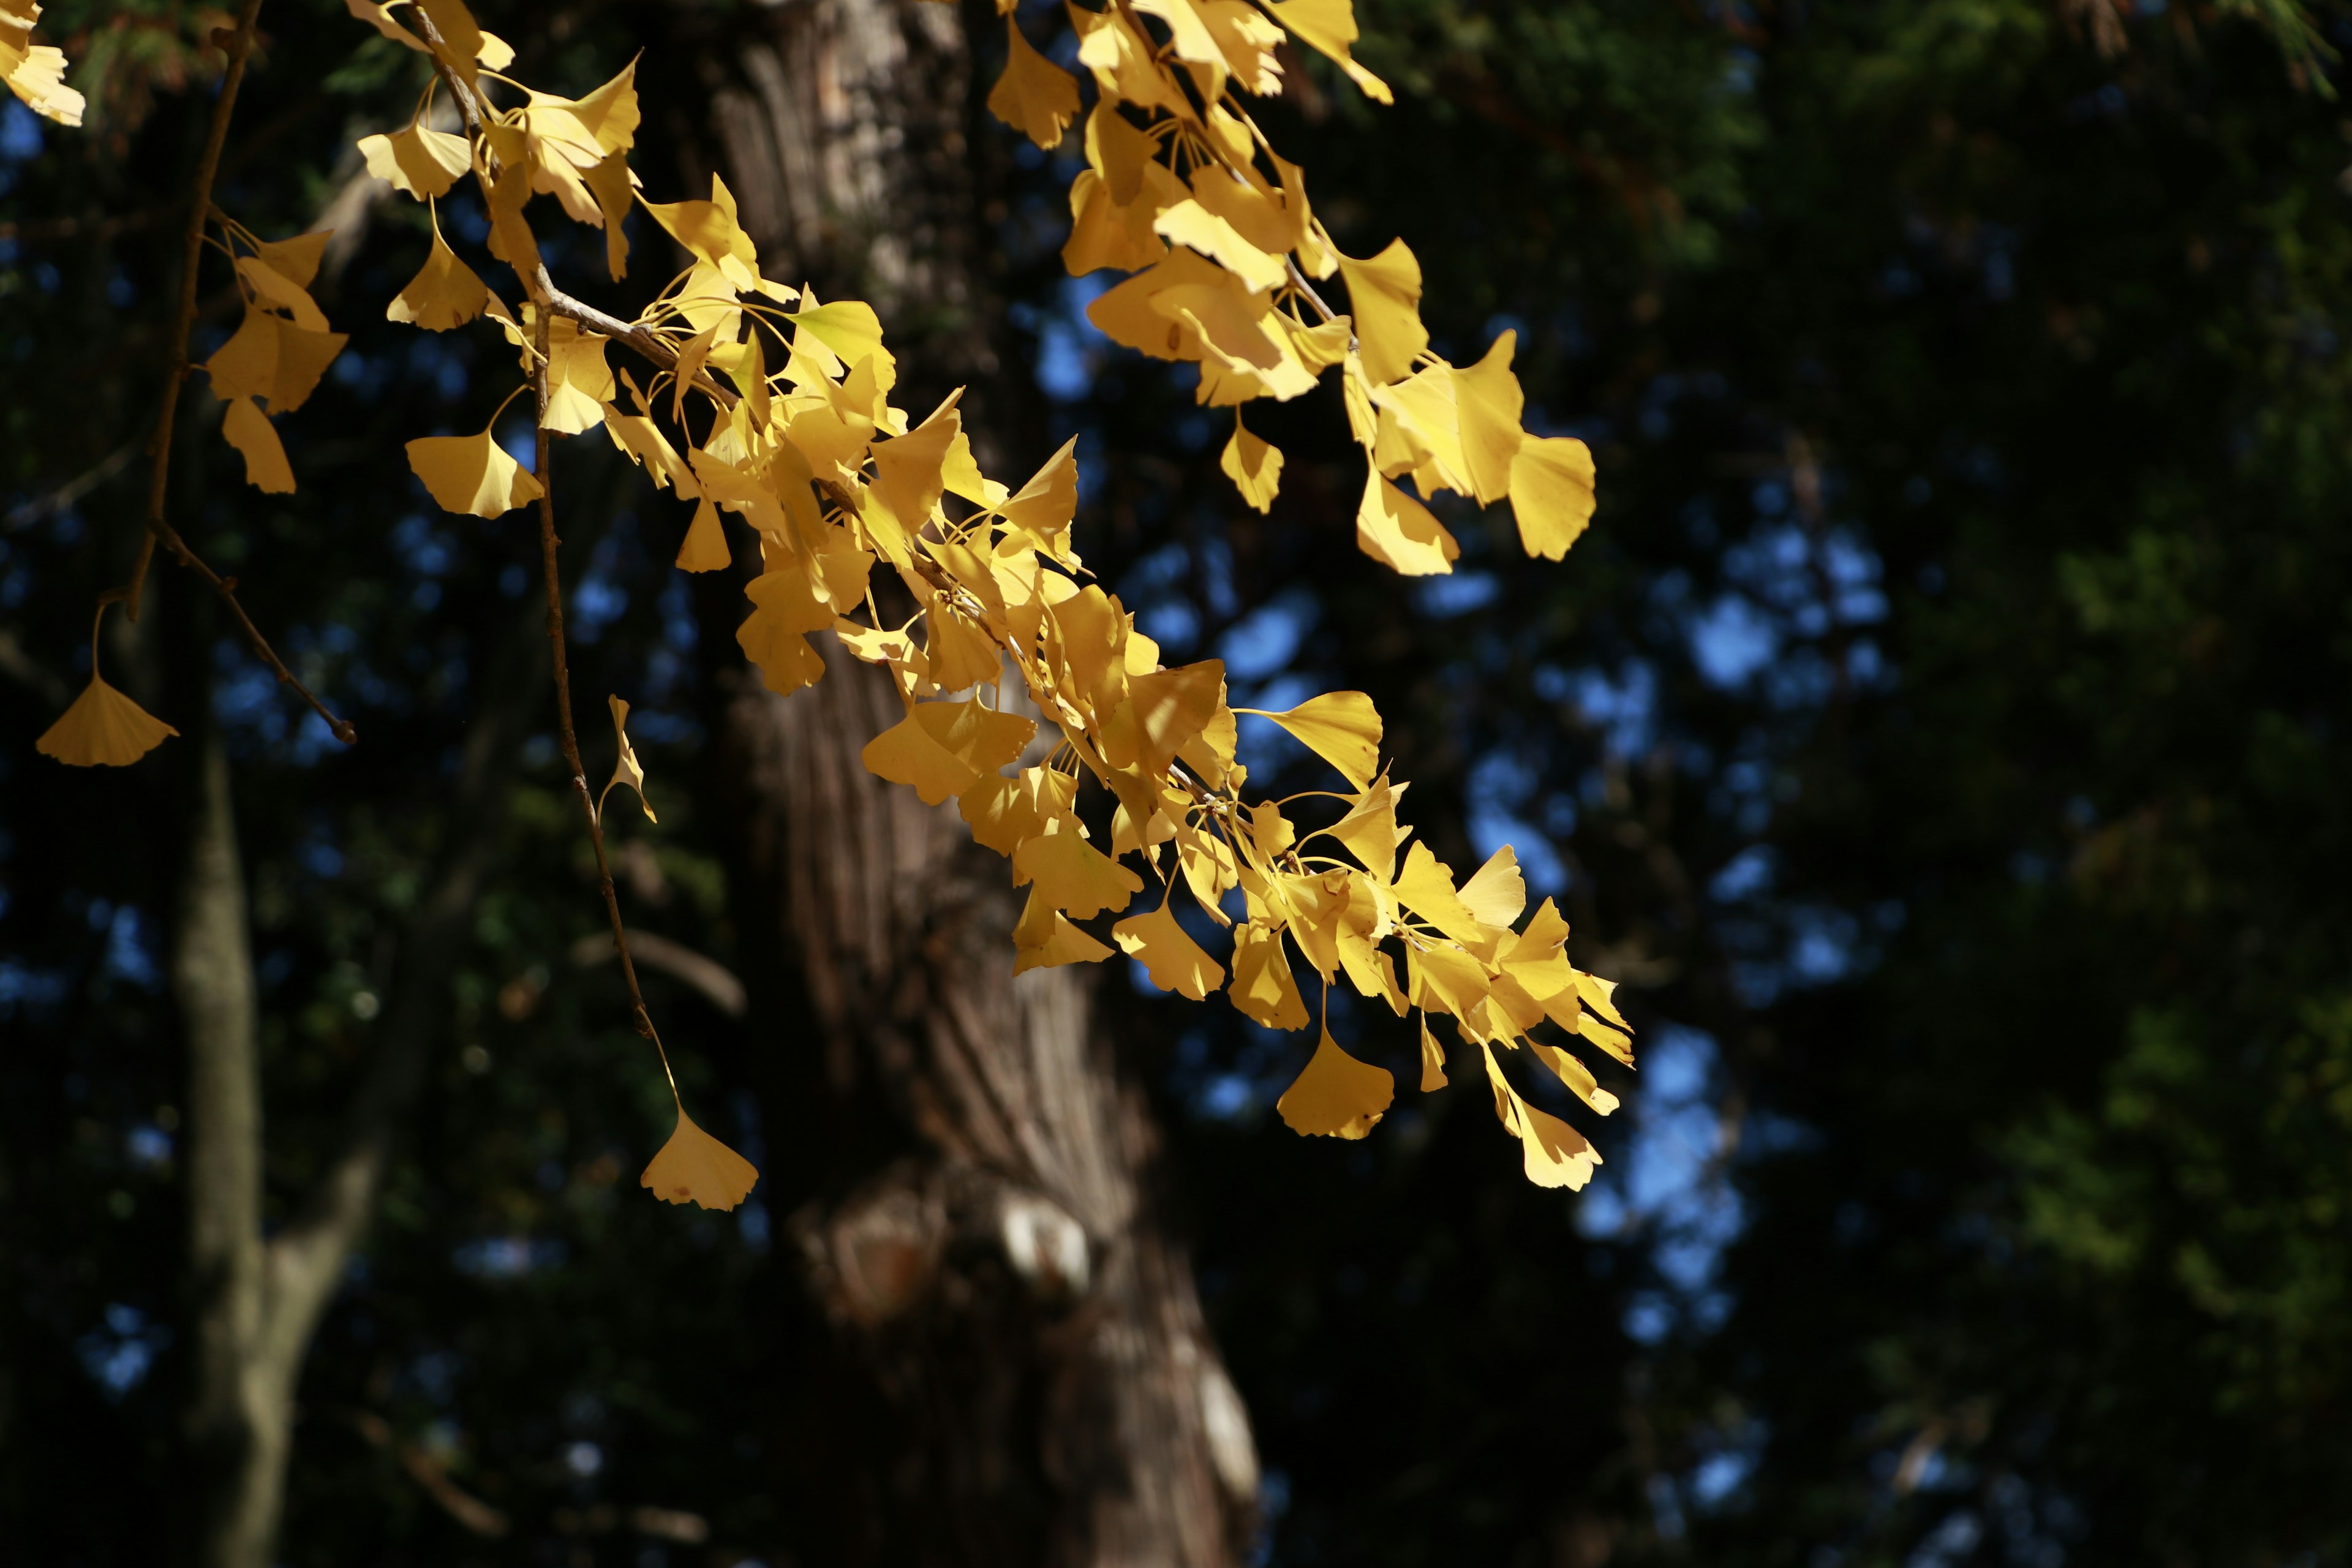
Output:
[{"xmin": 682, "ymin": 2, "xmax": 1259, "ymax": 1561}]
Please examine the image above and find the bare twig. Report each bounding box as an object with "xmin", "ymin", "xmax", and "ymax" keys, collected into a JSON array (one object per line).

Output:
[
  {"xmin": 4, "ymin": 439, "xmax": 137, "ymax": 530},
  {"xmin": 110, "ymin": 0, "xmax": 357, "ymax": 745},
  {"xmin": 126, "ymin": 0, "xmax": 263, "ymax": 621}
]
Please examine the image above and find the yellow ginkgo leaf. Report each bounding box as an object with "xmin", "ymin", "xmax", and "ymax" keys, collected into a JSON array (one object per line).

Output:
[
  {"xmin": 1240, "ymin": 690, "xmax": 1381, "ymax": 790},
  {"xmin": 235, "ymin": 256, "xmax": 330, "ymax": 333},
  {"xmin": 3, "ymin": 1, "xmax": 82, "ymax": 126},
  {"xmin": 357, "ymin": 123, "xmax": 471, "ymax": 200},
  {"xmin": 1355, "ymin": 466, "xmax": 1458, "ymax": 577},
  {"xmin": 641, "ymin": 173, "xmax": 760, "ymax": 288},
  {"xmin": 989, "ymin": 13, "xmax": 1081, "ymax": 150},
  {"xmin": 1458, "ymin": 844, "xmax": 1526, "ymax": 928},
  {"xmin": 1220, "ymin": 413, "xmax": 1282, "ymax": 513},
  {"xmin": 862, "ymin": 699, "xmax": 1037, "ymax": 806},
  {"xmin": 601, "ymin": 695, "xmax": 657, "ymax": 823},
  {"xmin": 1453, "ymin": 330, "xmax": 1526, "ymax": 506},
  {"xmin": 1508, "ymin": 434, "xmax": 1597, "ymax": 561},
  {"xmin": 1334, "ymin": 239, "xmax": 1427, "ymax": 385},
  {"xmin": 1480, "ymin": 1042, "xmax": 1600, "ymax": 1189},
  {"xmin": 221, "ymin": 396, "xmax": 295, "ymax": 494},
  {"xmin": 1013, "ymin": 885, "xmax": 1117, "ymax": 973},
  {"xmin": 1276, "ymin": 1025, "xmax": 1393, "ymax": 1139},
  {"xmin": 1114, "ymin": 903, "xmax": 1226, "ymax": 1000},
  {"xmin": 639, "ymin": 1104, "xmax": 759, "ymax": 1211},
  {"xmin": 405, "ymin": 426, "xmax": 544, "ymax": 518},
  {"xmin": 1231, "ymin": 921, "xmax": 1310, "ymax": 1030},
  {"xmin": 1262, "ymin": 0, "xmax": 1392, "ymax": 104},
  {"xmin": 1016, "ymin": 822, "xmax": 1145, "ymax": 919},
  {"xmin": 1418, "ymin": 1013, "xmax": 1447, "ymax": 1091},
  {"xmin": 37, "ymin": 630, "xmax": 177, "ymax": 769},
  {"xmin": 388, "ymin": 224, "xmax": 489, "ymax": 333},
  {"xmin": 785, "ymin": 296, "xmax": 897, "ymax": 394},
  {"xmin": 674, "ymin": 497, "xmax": 730, "ymax": 572}
]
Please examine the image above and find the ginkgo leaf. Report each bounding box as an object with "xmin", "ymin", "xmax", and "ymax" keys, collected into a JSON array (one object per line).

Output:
[
  {"xmin": 1355, "ymin": 466, "xmax": 1459, "ymax": 576},
  {"xmin": 1013, "ymin": 885, "xmax": 1117, "ymax": 973},
  {"xmin": 388, "ymin": 225, "xmax": 489, "ymax": 332},
  {"xmin": 989, "ymin": 13, "xmax": 1081, "ymax": 150},
  {"xmin": 251, "ymin": 231, "xmax": 333, "ymax": 290},
  {"xmin": 862, "ymin": 699, "xmax": 1037, "ymax": 806},
  {"xmin": 674, "ymin": 497, "xmax": 730, "ymax": 572},
  {"xmin": 1458, "ymin": 844, "xmax": 1526, "ymax": 927},
  {"xmin": 235, "ymin": 256, "xmax": 329, "ymax": 332},
  {"xmin": 358, "ymin": 123, "xmax": 470, "ymax": 200},
  {"xmin": 2, "ymin": 0, "xmax": 83, "ymax": 127},
  {"xmin": 1453, "ymin": 330, "xmax": 1526, "ymax": 506},
  {"xmin": 1509, "ymin": 434, "xmax": 1597, "ymax": 560},
  {"xmin": 1220, "ymin": 414, "xmax": 1282, "ymax": 513},
  {"xmin": 639, "ymin": 1104, "xmax": 759, "ymax": 1211},
  {"xmin": 1262, "ymin": 0, "xmax": 1392, "ymax": 104},
  {"xmin": 786, "ymin": 298, "xmax": 897, "ymax": 394},
  {"xmin": 264, "ymin": 324, "xmax": 348, "ymax": 414},
  {"xmin": 37, "ymin": 673, "xmax": 176, "ymax": 767},
  {"xmin": 1242, "ymin": 690, "xmax": 1381, "ymax": 789},
  {"xmin": 1016, "ymin": 823, "xmax": 1145, "ymax": 919},
  {"xmin": 1231, "ymin": 921, "xmax": 1310, "ymax": 1030},
  {"xmin": 602, "ymin": 695, "xmax": 657, "ymax": 823},
  {"xmin": 1334, "ymin": 239, "xmax": 1427, "ymax": 384},
  {"xmin": 1418, "ymin": 1014, "xmax": 1447, "ymax": 1091},
  {"xmin": 1115, "ymin": 903, "xmax": 1225, "ymax": 999},
  {"xmin": 406, "ymin": 428, "xmax": 545, "ymax": 518},
  {"xmin": 1276, "ymin": 1025, "xmax": 1393, "ymax": 1139},
  {"xmin": 642, "ymin": 173, "xmax": 760, "ymax": 288},
  {"xmin": 1480, "ymin": 1043, "xmax": 1600, "ymax": 1189},
  {"xmin": 221, "ymin": 396, "xmax": 295, "ymax": 494}
]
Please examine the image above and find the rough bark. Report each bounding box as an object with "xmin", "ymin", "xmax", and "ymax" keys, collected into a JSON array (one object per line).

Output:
[
  {"xmin": 680, "ymin": 1, "xmax": 1259, "ymax": 1561},
  {"xmin": 176, "ymin": 602, "xmax": 546, "ymax": 1568}
]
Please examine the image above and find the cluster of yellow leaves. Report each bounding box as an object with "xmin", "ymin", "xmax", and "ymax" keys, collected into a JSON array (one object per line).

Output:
[
  {"xmin": 979, "ymin": 0, "xmax": 1597, "ymax": 567},
  {"xmin": 202, "ymin": 221, "xmax": 350, "ymax": 496},
  {"xmin": 347, "ymin": 0, "xmax": 1629, "ymax": 1188},
  {"xmin": 2, "ymin": 0, "xmax": 83, "ymax": 126}
]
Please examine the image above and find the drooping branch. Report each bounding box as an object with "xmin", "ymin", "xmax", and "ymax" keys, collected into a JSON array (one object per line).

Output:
[{"xmin": 118, "ymin": 0, "xmax": 356, "ymax": 747}]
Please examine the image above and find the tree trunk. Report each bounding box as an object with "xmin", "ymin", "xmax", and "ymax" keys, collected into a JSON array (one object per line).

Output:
[
  {"xmin": 175, "ymin": 598, "xmax": 548, "ymax": 1568},
  {"xmin": 679, "ymin": 2, "xmax": 1261, "ymax": 1561}
]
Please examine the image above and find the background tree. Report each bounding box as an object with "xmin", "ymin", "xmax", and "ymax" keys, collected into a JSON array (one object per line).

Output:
[{"xmin": 5, "ymin": 2, "xmax": 2351, "ymax": 1567}]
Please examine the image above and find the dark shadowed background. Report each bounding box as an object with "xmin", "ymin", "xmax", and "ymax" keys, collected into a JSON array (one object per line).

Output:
[{"xmin": 6, "ymin": 1, "xmax": 2352, "ymax": 1564}]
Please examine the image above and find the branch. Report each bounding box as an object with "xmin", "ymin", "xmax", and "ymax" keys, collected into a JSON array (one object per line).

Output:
[{"xmin": 115, "ymin": 0, "xmax": 357, "ymax": 746}]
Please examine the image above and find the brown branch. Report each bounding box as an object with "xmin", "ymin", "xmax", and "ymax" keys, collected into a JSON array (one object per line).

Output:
[
  {"xmin": 529, "ymin": 306, "xmax": 660, "ymax": 1047},
  {"xmin": 112, "ymin": 0, "xmax": 357, "ymax": 745}
]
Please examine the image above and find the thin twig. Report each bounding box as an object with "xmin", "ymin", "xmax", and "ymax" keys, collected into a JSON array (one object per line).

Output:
[
  {"xmin": 109, "ymin": 0, "xmax": 358, "ymax": 745},
  {"xmin": 529, "ymin": 306, "xmax": 669, "ymax": 1075},
  {"xmin": 126, "ymin": 0, "xmax": 264, "ymax": 622}
]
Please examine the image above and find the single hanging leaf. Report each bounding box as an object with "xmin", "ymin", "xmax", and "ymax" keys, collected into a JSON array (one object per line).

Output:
[
  {"xmin": 1458, "ymin": 844, "xmax": 1526, "ymax": 928},
  {"xmin": 1220, "ymin": 414, "xmax": 1283, "ymax": 513},
  {"xmin": 1231, "ymin": 921, "xmax": 1311, "ymax": 1030},
  {"xmin": 221, "ymin": 397, "xmax": 295, "ymax": 494},
  {"xmin": 1276, "ymin": 1025, "xmax": 1393, "ymax": 1139},
  {"xmin": 1262, "ymin": 0, "xmax": 1392, "ymax": 104},
  {"xmin": 1333, "ymin": 239, "xmax": 1427, "ymax": 384},
  {"xmin": 1453, "ymin": 330, "xmax": 1526, "ymax": 505},
  {"xmin": 357, "ymin": 123, "xmax": 471, "ymax": 200},
  {"xmin": 1480, "ymin": 1042, "xmax": 1600, "ymax": 1189},
  {"xmin": 602, "ymin": 695, "xmax": 657, "ymax": 823},
  {"xmin": 1013, "ymin": 886, "xmax": 1117, "ymax": 973},
  {"xmin": 38, "ymin": 674, "xmax": 177, "ymax": 767},
  {"xmin": 989, "ymin": 14, "xmax": 1081, "ymax": 150},
  {"xmin": 251, "ymin": 231, "xmax": 333, "ymax": 290},
  {"xmin": 1418, "ymin": 1014, "xmax": 1447, "ymax": 1091},
  {"xmin": 1243, "ymin": 690, "xmax": 1381, "ymax": 789},
  {"xmin": 1114, "ymin": 903, "xmax": 1226, "ymax": 1000},
  {"xmin": 406, "ymin": 426, "xmax": 544, "ymax": 518},
  {"xmin": 388, "ymin": 225, "xmax": 489, "ymax": 332},
  {"xmin": 674, "ymin": 497, "xmax": 730, "ymax": 572},
  {"xmin": 1016, "ymin": 823, "xmax": 1145, "ymax": 919},
  {"xmin": 1355, "ymin": 466, "xmax": 1458, "ymax": 576},
  {"xmin": 639, "ymin": 1104, "xmax": 759, "ymax": 1211},
  {"xmin": 1508, "ymin": 434, "xmax": 1597, "ymax": 560}
]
